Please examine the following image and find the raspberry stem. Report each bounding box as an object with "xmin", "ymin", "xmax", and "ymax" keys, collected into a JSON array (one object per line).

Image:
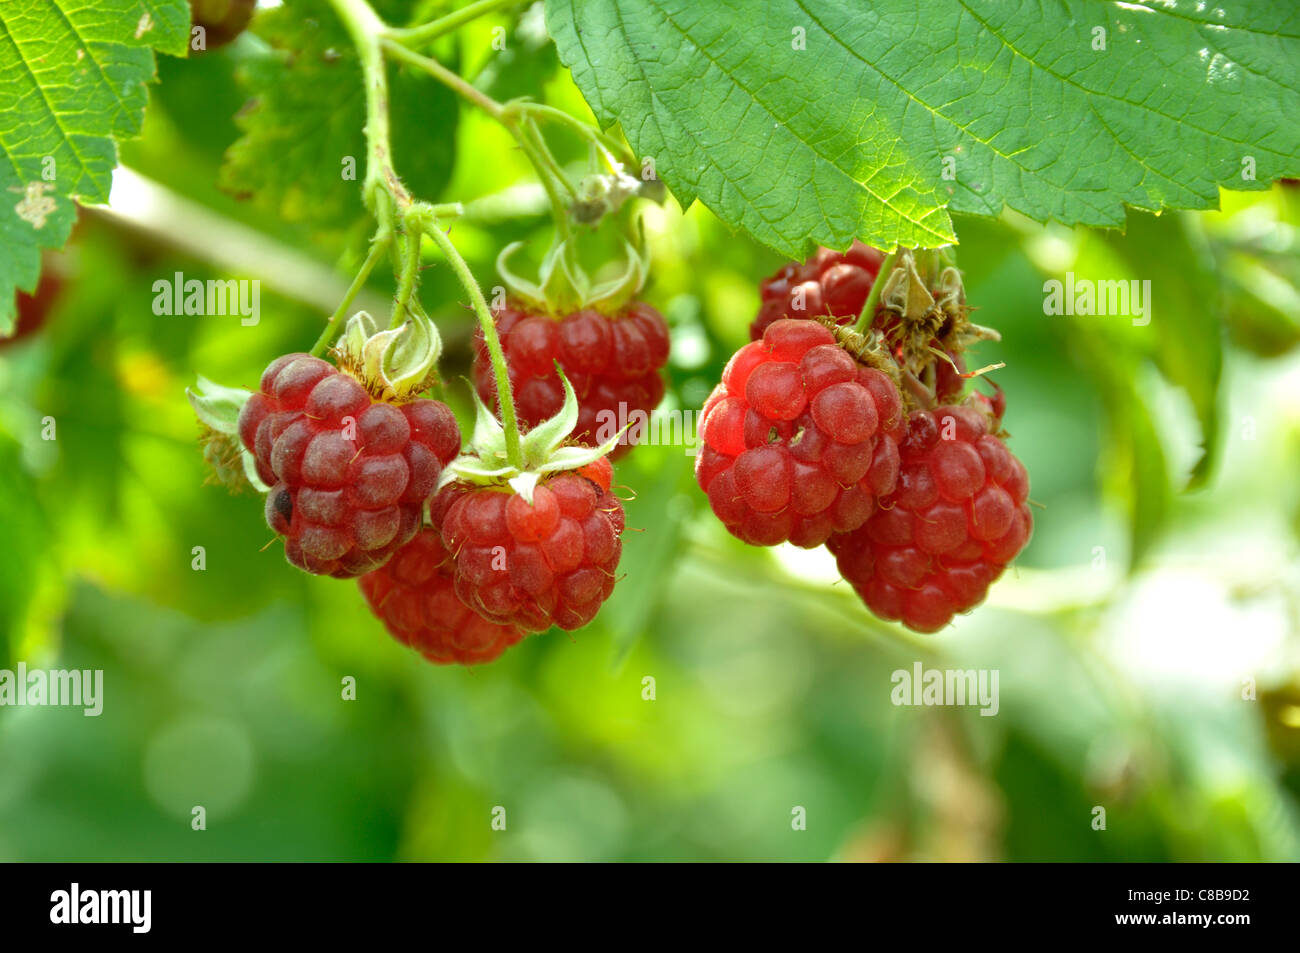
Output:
[
  {"xmin": 390, "ymin": 207, "xmax": 426, "ymax": 329},
  {"xmin": 385, "ymin": 0, "xmax": 531, "ymax": 48},
  {"xmin": 380, "ymin": 39, "xmax": 509, "ymax": 123},
  {"xmin": 381, "ymin": 40, "xmax": 575, "ymax": 238},
  {"xmin": 507, "ymin": 101, "xmax": 639, "ymax": 172},
  {"xmin": 310, "ymin": 231, "xmax": 390, "ymax": 357},
  {"xmin": 853, "ymin": 248, "xmax": 898, "ymax": 334},
  {"xmin": 419, "ymin": 214, "xmax": 524, "ymax": 468}
]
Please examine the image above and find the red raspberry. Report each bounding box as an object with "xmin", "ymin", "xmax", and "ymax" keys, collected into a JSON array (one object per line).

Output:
[
  {"xmin": 237, "ymin": 353, "xmax": 461, "ymax": 578},
  {"xmin": 473, "ymin": 301, "xmax": 669, "ymax": 459},
  {"xmin": 432, "ymin": 466, "xmax": 624, "ymax": 634},
  {"xmin": 190, "ymin": 0, "xmax": 256, "ymax": 50},
  {"xmin": 751, "ymin": 241, "xmax": 884, "ymax": 339},
  {"xmin": 2, "ymin": 271, "xmax": 62, "ymax": 349},
  {"xmin": 827, "ymin": 405, "xmax": 1033, "ymax": 633},
  {"xmin": 358, "ymin": 529, "xmax": 525, "ymax": 665},
  {"xmin": 695, "ymin": 318, "xmax": 904, "ymax": 548}
]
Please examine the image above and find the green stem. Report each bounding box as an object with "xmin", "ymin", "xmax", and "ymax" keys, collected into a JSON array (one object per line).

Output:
[
  {"xmin": 390, "ymin": 215, "xmax": 425, "ymax": 329},
  {"xmin": 380, "ymin": 39, "xmax": 507, "ymax": 120},
  {"xmin": 310, "ymin": 233, "xmax": 390, "ymax": 356},
  {"xmin": 330, "ymin": 0, "xmax": 410, "ymax": 213},
  {"xmin": 381, "ymin": 39, "xmax": 576, "ymax": 237},
  {"xmin": 387, "ymin": 0, "xmax": 530, "ymax": 48},
  {"xmin": 511, "ymin": 101, "xmax": 638, "ymax": 169},
  {"xmin": 915, "ymin": 247, "xmax": 943, "ymax": 287},
  {"xmin": 421, "ymin": 215, "xmax": 523, "ymax": 468},
  {"xmin": 524, "ymin": 118, "xmax": 577, "ymax": 200},
  {"xmin": 516, "ymin": 121, "xmax": 573, "ymax": 238},
  {"xmin": 426, "ymin": 201, "xmax": 464, "ymax": 219},
  {"xmin": 854, "ymin": 249, "xmax": 898, "ymax": 333}
]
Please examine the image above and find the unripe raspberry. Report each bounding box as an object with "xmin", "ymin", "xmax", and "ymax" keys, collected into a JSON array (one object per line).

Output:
[
  {"xmin": 473, "ymin": 301, "xmax": 669, "ymax": 459},
  {"xmin": 237, "ymin": 353, "xmax": 461, "ymax": 578},
  {"xmin": 432, "ymin": 466, "xmax": 624, "ymax": 633},
  {"xmin": 695, "ymin": 318, "xmax": 904, "ymax": 548},
  {"xmin": 359, "ymin": 529, "xmax": 524, "ymax": 665},
  {"xmin": 751, "ymin": 241, "xmax": 884, "ymax": 339},
  {"xmin": 828, "ymin": 405, "xmax": 1032, "ymax": 632}
]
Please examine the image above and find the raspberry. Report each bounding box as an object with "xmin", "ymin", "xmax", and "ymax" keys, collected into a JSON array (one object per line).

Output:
[
  {"xmin": 432, "ymin": 466, "xmax": 624, "ymax": 633},
  {"xmin": 190, "ymin": 0, "xmax": 256, "ymax": 50},
  {"xmin": 751, "ymin": 241, "xmax": 884, "ymax": 339},
  {"xmin": 2, "ymin": 271, "xmax": 62, "ymax": 349},
  {"xmin": 358, "ymin": 529, "xmax": 525, "ymax": 665},
  {"xmin": 473, "ymin": 301, "xmax": 669, "ymax": 459},
  {"xmin": 237, "ymin": 353, "xmax": 461, "ymax": 578},
  {"xmin": 695, "ymin": 318, "xmax": 904, "ymax": 548},
  {"xmin": 827, "ymin": 405, "xmax": 1032, "ymax": 633}
]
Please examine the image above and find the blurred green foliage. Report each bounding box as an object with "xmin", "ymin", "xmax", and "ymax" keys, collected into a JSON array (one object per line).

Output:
[{"xmin": 1, "ymin": 4, "xmax": 1299, "ymax": 862}]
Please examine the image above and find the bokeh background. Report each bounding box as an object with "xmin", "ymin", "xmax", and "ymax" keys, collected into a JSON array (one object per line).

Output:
[{"xmin": 1, "ymin": 4, "xmax": 1299, "ymax": 862}]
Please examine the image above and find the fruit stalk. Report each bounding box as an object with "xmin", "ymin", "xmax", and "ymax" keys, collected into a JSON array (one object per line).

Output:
[
  {"xmin": 381, "ymin": 41, "xmax": 575, "ymax": 236},
  {"xmin": 386, "ymin": 0, "xmax": 532, "ymax": 48},
  {"xmin": 310, "ymin": 233, "xmax": 390, "ymax": 357},
  {"xmin": 420, "ymin": 215, "xmax": 524, "ymax": 468},
  {"xmin": 854, "ymin": 248, "xmax": 898, "ymax": 334}
]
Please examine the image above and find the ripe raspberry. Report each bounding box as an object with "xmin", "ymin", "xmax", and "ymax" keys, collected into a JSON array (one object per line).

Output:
[
  {"xmin": 432, "ymin": 466, "xmax": 624, "ymax": 634},
  {"xmin": 473, "ymin": 301, "xmax": 669, "ymax": 458},
  {"xmin": 358, "ymin": 529, "xmax": 524, "ymax": 665},
  {"xmin": 695, "ymin": 318, "xmax": 904, "ymax": 548},
  {"xmin": 827, "ymin": 404, "xmax": 1032, "ymax": 633},
  {"xmin": 751, "ymin": 241, "xmax": 884, "ymax": 339},
  {"xmin": 237, "ymin": 353, "xmax": 461, "ymax": 578}
]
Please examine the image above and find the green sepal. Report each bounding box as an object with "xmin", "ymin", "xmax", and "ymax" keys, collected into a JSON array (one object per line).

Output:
[
  {"xmin": 496, "ymin": 231, "xmax": 649, "ymax": 316},
  {"xmin": 186, "ymin": 377, "xmax": 268, "ymax": 493},
  {"xmin": 335, "ymin": 310, "xmax": 442, "ymax": 402},
  {"xmin": 439, "ymin": 369, "xmax": 625, "ymax": 504}
]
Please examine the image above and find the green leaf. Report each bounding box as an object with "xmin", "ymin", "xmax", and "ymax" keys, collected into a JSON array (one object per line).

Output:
[
  {"xmin": 0, "ymin": 0, "xmax": 190, "ymax": 333},
  {"xmin": 1101, "ymin": 211, "xmax": 1224, "ymax": 489},
  {"xmin": 220, "ymin": 0, "xmax": 459, "ymax": 230},
  {"xmin": 1222, "ymin": 257, "xmax": 1300, "ymax": 356},
  {"xmin": 1060, "ymin": 297, "xmax": 1171, "ymax": 569},
  {"xmin": 598, "ymin": 443, "xmax": 697, "ymax": 664},
  {"xmin": 546, "ymin": 0, "xmax": 1300, "ymax": 257}
]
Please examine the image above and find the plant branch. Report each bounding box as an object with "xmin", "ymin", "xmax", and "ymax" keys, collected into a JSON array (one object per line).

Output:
[
  {"xmin": 380, "ymin": 38, "xmax": 507, "ymax": 120},
  {"xmin": 508, "ymin": 101, "xmax": 638, "ymax": 170},
  {"xmin": 387, "ymin": 0, "xmax": 531, "ymax": 48},
  {"xmin": 330, "ymin": 0, "xmax": 410, "ymax": 213}
]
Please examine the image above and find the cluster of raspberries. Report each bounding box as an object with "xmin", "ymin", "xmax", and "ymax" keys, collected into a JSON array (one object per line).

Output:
[
  {"xmin": 239, "ymin": 355, "xmax": 626, "ymax": 665},
  {"xmin": 697, "ymin": 244, "xmax": 1033, "ymax": 633}
]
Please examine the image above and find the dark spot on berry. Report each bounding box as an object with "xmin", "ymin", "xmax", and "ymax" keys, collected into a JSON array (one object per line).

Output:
[{"xmin": 272, "ymin": 487, "xmax": 293, "ymax": 525}]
